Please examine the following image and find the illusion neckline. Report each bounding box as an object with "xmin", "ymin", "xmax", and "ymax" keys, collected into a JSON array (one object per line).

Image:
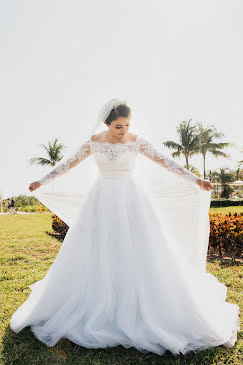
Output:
[{"xmin": 90, "ymin": 135, "xmax": 139, "ymax": 146}]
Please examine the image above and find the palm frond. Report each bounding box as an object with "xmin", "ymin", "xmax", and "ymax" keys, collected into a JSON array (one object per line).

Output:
[
  {"xmin": 209, "ymin": 150, "xmax": 231, "ymax": 158},
  {"xmin": 162, "ymin": 141, "xmax": 182, "ymax": 150},
  {"xmin": 29, "ymin": 157, "xmax": 52, "ymax": 166},
  {"xmin": 171, "ymin": 151, "xmax": 181, "ymax": 158},
  {"xmin": 207, "ymin": 142, "xmax": 233, "ymax": 150}
]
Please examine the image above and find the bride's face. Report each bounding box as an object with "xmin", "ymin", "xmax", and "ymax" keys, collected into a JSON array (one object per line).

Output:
[{"xmin": 106, "ymin": 116, "xmax": 131, "ymax": 137}]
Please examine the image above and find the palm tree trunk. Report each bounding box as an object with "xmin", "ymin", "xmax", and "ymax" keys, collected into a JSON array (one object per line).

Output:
[
  {"xmin": 185, "ymin": 156, "xmax": 189, "ymax": 169},
  {"xmin": 203, "ymin": 154, "xmax": 206, "ymax": 179}
]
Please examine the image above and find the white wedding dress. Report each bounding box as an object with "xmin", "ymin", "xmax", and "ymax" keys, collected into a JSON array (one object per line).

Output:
[{"xmin": 10, "ymin": 135, "xmax": 240, "ymax": 356}]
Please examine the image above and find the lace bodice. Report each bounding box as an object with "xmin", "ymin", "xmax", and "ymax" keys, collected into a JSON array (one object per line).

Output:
[
  {"xmin": 90, "ymin": 139, "xmax": 140, "ymax": 178},
  {"xmin": 37, "ymin": 135, "xmax": 200, "ymax": 185}
]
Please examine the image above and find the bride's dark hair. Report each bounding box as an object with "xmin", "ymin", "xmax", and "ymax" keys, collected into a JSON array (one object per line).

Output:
[{"xmin": 105, "ymin": 104, "xmax": 131, "ymax": 125}]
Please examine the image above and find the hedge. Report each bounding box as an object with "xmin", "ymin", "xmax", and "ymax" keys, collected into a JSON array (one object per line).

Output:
[
  {"xmin": 51, "ymin": 212, "xmax": 243, "ymax": 263},
  {"xmin": 209, "ymin": 212, "xmax": 242, "ymax": 262},
  {"xmin": 210, "ymin": 199, "xmax": 243, "ymax": 207}
]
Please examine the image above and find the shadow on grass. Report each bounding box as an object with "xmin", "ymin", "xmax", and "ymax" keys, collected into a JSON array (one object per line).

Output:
[
  {"xmin": 207, "ymin": 257, "xmax": 243, "ymax": 268},
  {"xmin": 45, "ymin": 230, "xmax": 64, "ymax": 242},
  {"xmin": 2, "ymin": 323, "xmax": 236, "ymax": 365}
]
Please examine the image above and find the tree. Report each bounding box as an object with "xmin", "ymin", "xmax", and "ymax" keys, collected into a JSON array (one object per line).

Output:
[
  {"xmin": 208, "ymin": 169, "xmax": 220, "ymax": 183},
  {"xmin": 163, "ymin": 119, "xmax": 200, "ymax": 169},
  {"xmin": 29, "ymin": 138, "xmax": 66, "ymax": 168},
  {"xmin": 234, "ymin": 167, "xmax": 243, "ymax": 181},
  {"xmin": 214, "ymin": 168, "xmax": 234, "ymax": 199},
  {"xmin": 29, "ymin": 139, "xmax": 66, "ymax": 192},
  {"xmin": 196, "ymin": 123, "xmax": 232, "ymax": 179}
]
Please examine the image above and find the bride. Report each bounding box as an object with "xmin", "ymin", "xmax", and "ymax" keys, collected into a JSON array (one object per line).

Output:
[{"xmin": 10, "ymin": 98, "xmax": 240, "ymax": 356}]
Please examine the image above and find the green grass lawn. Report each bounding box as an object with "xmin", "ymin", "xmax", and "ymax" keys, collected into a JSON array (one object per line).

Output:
[
  {"xmin": 210, "ymin": 206, "xmax": 243, "ymax": 214},
  {"xmin": 0, "ymin": 212, "xmax": 242, "ymax": 365}
]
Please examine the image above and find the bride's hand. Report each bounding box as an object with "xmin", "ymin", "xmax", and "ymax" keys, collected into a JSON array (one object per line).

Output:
[
  {"xmin": 29, "ymin": 181, "xmax": 41, "ymax": 192},
  {"xmin": 195, "ymin": 179, "xmax": 212, "ymax": 191}
]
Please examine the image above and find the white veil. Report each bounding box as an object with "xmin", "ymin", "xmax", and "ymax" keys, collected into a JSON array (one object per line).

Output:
[{"xmin": 32, "ymin": 97, "xmax": 212, "ymax": 274}]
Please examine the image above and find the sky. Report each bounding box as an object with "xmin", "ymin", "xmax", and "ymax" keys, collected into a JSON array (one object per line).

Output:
[{"xmin": 0, "ymin": 0, "xmax": 243, "ymax": 198}]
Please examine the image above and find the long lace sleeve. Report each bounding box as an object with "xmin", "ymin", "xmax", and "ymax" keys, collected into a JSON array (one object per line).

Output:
[
  {"xmin": 138, "ymin": 136, "xmax": 200, "ymax": 184},
  {"xmin": 37, "ymin": 140, "xmax": 91, "ymax": 186}
]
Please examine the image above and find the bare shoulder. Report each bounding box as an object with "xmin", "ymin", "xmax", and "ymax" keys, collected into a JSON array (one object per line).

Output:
[
  {"xmin": 128, "ymin": 133, "xmax": 138, "ymax": 142},
  {"xmin": 91, "ymin": 132, "xmax": 138, "ymax": 143},
  {"xmin": 90, "ymin": 132, "xmax": 106, "ymax": 142}
]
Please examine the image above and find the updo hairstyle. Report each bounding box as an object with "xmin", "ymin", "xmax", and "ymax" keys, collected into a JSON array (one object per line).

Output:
[{"xmin": 105, "ymin": 103, "xmax": 131, "ymax": 125}]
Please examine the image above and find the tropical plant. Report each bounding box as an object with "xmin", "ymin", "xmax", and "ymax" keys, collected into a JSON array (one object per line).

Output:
[
  {"xmin": 51, "ymin": 211, "xmax": 243, "ymax": 263},
  {"xmin": 213, "ymin": 168, "xmax": 235, "ymax": 199},
  {"xmin": 29, "ymin": 138, "xmax": 66, "ymax": 167},
  {"xmin": 163, "ymin": 119, "xmax": 200, "ymax": 169},
  {"xmin": 238, "ymin": 147, "xmax": 243, "ymax": 168},
  {"xmin": 196, "ymin": 123, "xmax": 232, "ymax": 179},
  {"xmin": 183, "ymin": 164, "xmax": 201, "ymax": 177},
  {"xmin": 207, "ymin": 169, "xmax": 219, "ymax": 183},
  {"xmin": 51, "ymin": 214, "xmax": 69, "ymax": 238},
  {"xmin": 209, "ymin": 212, "xmax": 242, "ymax": 262},
  {"xmin": 2, "ymin": 195, "xmax": 49, "ymax": 212},
  {"xmin": 234, "ymin": 167, "xmax": 243, "ymax": 181}
]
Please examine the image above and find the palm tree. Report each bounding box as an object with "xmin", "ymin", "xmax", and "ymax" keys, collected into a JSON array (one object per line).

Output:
[
  {"xmin": 29, "ymin": 139, "xmax": 66, "ymax": 192},
  {"xmin": 235, "ymin": 167, "xmax": 242, "ymax": 181},
  {"xmin": 196, "ymin": 123, "xmax": 232, "ymax": 179},
  {"xmin": 214, "ymin": 168, "xmax": 234, "ymax": 199},
  {"xmin": 163, "ymin": 119, "xmax": 200, "ymax": 169},
  {"xmin": 30, "ymin": 138, "xmax": 66, "ymax": 167}
]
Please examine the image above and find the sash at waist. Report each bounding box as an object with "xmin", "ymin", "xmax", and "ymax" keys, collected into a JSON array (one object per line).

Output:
[{"xmin": 99, "ymin": 170, "xmax": 133, "ymax": 179}]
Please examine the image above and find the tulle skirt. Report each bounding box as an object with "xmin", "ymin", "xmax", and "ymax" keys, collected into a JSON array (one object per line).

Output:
[{"xmin": 10, "ymin": 174, "xmax": 240, "ymax": 356}]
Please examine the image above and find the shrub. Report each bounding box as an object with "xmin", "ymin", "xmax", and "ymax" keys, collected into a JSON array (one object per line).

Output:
[
  {"xmin": 51, "ymin": 212, "xmax": 242, "ymax": 263},
  {"xmin": 52, "ymin": 215, "xmax": 69, "ymax": 237},
  {"xmin": 209, "ymin": 212, "xmax": 243, "ymax": 262},
  {"xmin": 2, "ymin": 195, "xmax": 50, "ymax": 213},
  {"xmin": 210, "ymin": 199, "xmax": 243, "ymax": 207}
]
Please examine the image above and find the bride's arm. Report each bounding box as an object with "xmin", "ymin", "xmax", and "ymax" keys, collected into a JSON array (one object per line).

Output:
[
  {"xmin": 138, "ymin": 136, "xmax": 212, "ymax": 190},
  {"xmin": 29, "ymin": 140, "xmax": 91, "ymax": 191}
]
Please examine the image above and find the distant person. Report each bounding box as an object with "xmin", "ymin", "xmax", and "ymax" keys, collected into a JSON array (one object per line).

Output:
[
  {"xmin": 10, "ymin": 197, "xmax": 16, "ymax": 214},
  {"xmin": 7, "ymin": 199, "xmax": 12, "ymax": 214}
]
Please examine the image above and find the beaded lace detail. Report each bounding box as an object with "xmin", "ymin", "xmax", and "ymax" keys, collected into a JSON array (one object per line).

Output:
[
  {"xmin": 37, "ymin": 135, "xmax": 200, "ymax": 186},
  {"xmin": 137, "ymin": 136, "xmax": 199, "ymax": 183},
  {"xmin": 90, "ymin": 139, "xmax": 140, "ymax": 161}
]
